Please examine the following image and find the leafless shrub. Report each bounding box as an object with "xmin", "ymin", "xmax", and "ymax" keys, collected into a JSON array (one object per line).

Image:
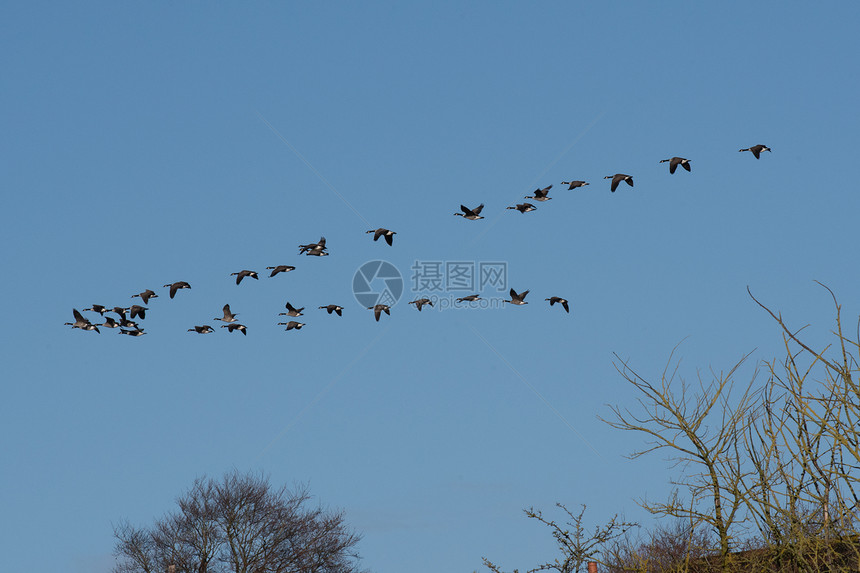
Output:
[{"xmin": 113, "ymin": 470, "xmax": 365, "ymax": 573}]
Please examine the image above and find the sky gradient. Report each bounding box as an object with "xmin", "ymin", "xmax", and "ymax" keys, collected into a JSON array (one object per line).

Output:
[{"xmin": 3, "ymin": 2, "xmax": 860, "ymax": 572}]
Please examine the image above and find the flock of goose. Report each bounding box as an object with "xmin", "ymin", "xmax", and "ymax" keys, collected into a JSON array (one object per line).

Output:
[{"xmin": 66, "ymin": 144, "xmax": 771, "ymax": 336}]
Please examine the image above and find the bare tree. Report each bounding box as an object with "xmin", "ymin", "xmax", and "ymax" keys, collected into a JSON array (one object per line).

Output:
[
  {"xmin": 604, "ymin": 517, "xmax": 714, "ymax": 573},
  {"xmin": 113, "ymin": 470, "xmax": 365, "ymax": 573},
  {"xmin": 738, "ymin": 285, "xmax": 860, "ymax": 571},
  {"xmin": 482, "ymin": 504, "xmax": 637, "ymax": 573},
  {"xmin": 601, "ymin": 346, "xmax": 758, "ymax": 561}
]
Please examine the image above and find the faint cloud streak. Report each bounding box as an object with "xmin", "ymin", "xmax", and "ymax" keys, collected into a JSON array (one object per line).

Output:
[
  {"xmin": 255, "ymin": 110, "xmax": 373, "ymax": 228},
  {"xmin": 466, "ymin": 323, "xmax": 601, "ymax": 457},
  {"xmin": 253, "ymin": 324, "xmax": 392, "ymax": 461}
]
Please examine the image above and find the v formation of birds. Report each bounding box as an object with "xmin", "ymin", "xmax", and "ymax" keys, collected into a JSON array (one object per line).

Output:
[{"xmin": 67, "ymin": 145, "xmax": 771, "ymax": 336}]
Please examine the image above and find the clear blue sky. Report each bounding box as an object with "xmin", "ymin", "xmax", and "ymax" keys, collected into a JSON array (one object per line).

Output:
[{"xmin": 2, "ymin": 2, "xmax": 859, "ymax": 572}]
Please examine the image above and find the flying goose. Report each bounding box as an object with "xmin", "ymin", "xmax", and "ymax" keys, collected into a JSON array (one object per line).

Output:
[
  {"xmin": 279, "ymin": 302, "xmax": 304, "ymax": 317},
  {"xmin": 454, "ymin": 203, "xmax": 485, "ymax": 220},
  {"xmin": 119, "ymin": 328, "xmax": 146, "ymax": 337},
  {"xmin": 65, "ymin": 309, "xmax": 99, "ymax": 332},
  {"xmin": 562, "ymin": 180, "xmax": 589, "ymax": 190},
  {"xmin": 278, "ymin": 321, "xmax": 306, "ymax": 330},
  {"xmin": 368, "ymin": 304, "xmax": 390, "ymax": 321},
  {"xmin": 129, "ymin": 305, "xmax": 147, "ymax": 320},
  {"xmin": 215, "ymin": 304, "xmax": 238, "ymax": 322},
  {"xmin": 409, "ymin": 298, "xmax": 433, "ymax": 311},
  {"xmin": 739, "ymin": 144, "xmax": 771, "ymax": 159},
  {"xmin": 163, "ymin": 281, "xmax": 191, "ymax": 299},
  {"xmin": 604, "ymin": 174, "xmax": 634, "ymax": 192},
  {"xmin": 507, "ymin": 202, "xmax": 537, "ymax": 213},
  {"xmin": 221, "ymin": 323, "xmax": 247, "ymax": 335},
  {"xmin": 66, "ymin": 308, "xmax": 89, "ymax": 327},
  {"xmin": 318, "ymin": 305, "xmax": 344, "ymax": 316},
  {"xmin": 119, "ymin": 316, "xmax": 140, "ymax": 330},
  {"xmin": 131, "ymin": 289, "xmax": 158, "ymax": 304},
  {"xmin": 266, "ymin": 265, "xmax": 296, "ymax": 277},
  {"xmin": 110, "ymin": 306, "xmax": 129, "ymax": 318},
  {"xmin": 456, "ymin": 294, "xmax": 481, "ymax": 303},
  {"xmin": 231, "ymin": 270, "xmax": 259, "ymax": 285},
  {"xmin": 505, "ymin": 288, "xmax": 529, "ymax": 305},
  {"xmin": 83, "ymin": 304, "xmax": 108, "ymax": 315},
  {"xmin": 299, "ymin": 237, "xmax": 327, "ymax": 255},
  {"xmin": 367, "ymin": 228, "xmax": 396, "ymax": 246},
  {"xmin": 188, "ymin": 325, "xmax": 215, "ymax": 334},
  {"xmin": 526, "ymin": 186, "xmax": 553, "ymax": 201},
  {"xmin": 545, "ymin": 296, "xmax": 570, "ymax": 313},
  {"xmin": 660, "ymin": 157, "xmax": 691, "ymax": 174},
  {"xmin": 101, "ymin": 316, "xmax": 122, "ymax": 328}
]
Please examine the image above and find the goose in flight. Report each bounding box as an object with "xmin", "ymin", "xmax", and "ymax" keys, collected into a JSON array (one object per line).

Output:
[
  {"xmin": 456, "ymin": 294, "xmax": 482, "ymax": 303},
  {"xmin": 318, "ymin": 304, "xmax": 344, "ymax": 316},
  {"xmin": 545, "ymin": 296, "xmax": 570, "ymax": 313},
  {"xmin": 660, "ymin": 157, "xmax": 691, "ymax": 174},
  {"xmin": 454, "ymin": 203, "xmax": 485, "ymax": 220},
  {"xmin": 163, "ymin": 281, "xmax": 191, "ymax": 299},
  {"xmin": 739, "ymin": 144, "xmax": 771, "ymax": 159},
  {"xmin": 129, "ymin": 305, "xmax": 147, "ymax": 320},
  {"xmin": 83, "ymin": 304, "xmax": 108, "ymax": 315},
  {"xmin": 409, "ymin": 298, "xmax": 433, "ymax": 311},
  {"xmin": 526, "ymin": 186, "xmax": 553, "ymax": 202},
  {"xmin": 299, "ymin": 237, "xmax": 328, "ymax": 255},
  {"xmin": 604, "ymin": 174, "xmax": 633, "ymax": 192},
  {"xmin": 118, "ymin": 316, "xmax": 140, "ymax": 330},
  {"xmin": 131, "ymin": 289, "xmax": 158, "ymax": 304},
  {"xmin": 230, "ymin": 270, "xmax": 259, "ymax": 285},
  {"xmin": 368, "ymin": 304, "xmax": 391, "ymax": 322},
  {"xmin": 562, "ymin": 180, "xmax": 589, "ymax": 190},
  {"xmin": 367, "ymin": 228, "xmax": 396, "ymax": 246},
  {"xmin": 507, "ymin": 202, "xmax": 537, "ymax": 213},
  {"xmin": 65, "ymin": 309, "xmax": 99, "ymax": 332},
  {"xmin": 279, "ymin": 302, "xmax": 304, "ymax": 317},
  {"xmin": 505, "ymin": 288, "xmax": 529, "ymax": 305},
  {"xmin": 266, "ymin": 265, "xmax": 296, "ymax": 277},
  {"xmin": 215, "ymin": 304, "xmax": 238, "ymax": 323},
  {"xmin": 119, "ymin": 328, "xmax": 146, "ymax": 337}
]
